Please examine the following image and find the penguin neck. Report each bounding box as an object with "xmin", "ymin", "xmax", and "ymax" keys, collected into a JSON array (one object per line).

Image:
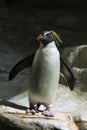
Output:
[{"xmin": 40, "ymin": 41, "xmax": 56, "ymax": 49}]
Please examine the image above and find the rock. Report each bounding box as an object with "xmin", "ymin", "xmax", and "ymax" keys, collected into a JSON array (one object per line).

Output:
[
  {"xmin": 59, "ymin": 73, "xmax": 68, "ymax": 86},
  {"xmin": 71, "ymin": 67, "xmax": 80, "ymax": 81},
  {"xmin": 0, "ymin": 105, "xmax": 78, "ymax": 130},
  {"xmin": 60, "ymin": 45, "xmax": 87, "ymax": 129},
  {"xmin": 62, "ymin": 45, "xmax": 87, "ymax": 92},
  {"xmin": 0, "ymin": 85, "xmax": 86, "ymax": 130},
  {"xmin": 72, "ymin": 67, "xmax": 87, "ymax": 83},
  {"xmin": 62, "ymin": 45, "xmax": 87, "ymax": 68}
]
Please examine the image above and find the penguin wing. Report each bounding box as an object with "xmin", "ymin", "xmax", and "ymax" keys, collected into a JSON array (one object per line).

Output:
[
  {"xmin": 9, "ymin": 53, "xmax": 35, "ymax": 80},
  {"xmin": 60, "ymin": 57, "xmax": 75, "ymax": 91}
]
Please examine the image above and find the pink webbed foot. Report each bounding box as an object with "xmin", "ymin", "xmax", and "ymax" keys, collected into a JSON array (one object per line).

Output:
[
  {"xmin": 26, "ymin": 103, "xmax": 41, "ymax": 115},
  {"xmin": 42, "ymin": 108, "xmax": 54, "ymax": 117},
  {"xmin": 26, "ymin": 108, "xmax": 36, "ymax": 115}
]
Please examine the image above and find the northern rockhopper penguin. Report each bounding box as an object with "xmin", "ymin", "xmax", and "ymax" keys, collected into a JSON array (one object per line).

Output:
[{"xmin": 9, "ymin": 31, "xmax": 75, "ymax": 117}]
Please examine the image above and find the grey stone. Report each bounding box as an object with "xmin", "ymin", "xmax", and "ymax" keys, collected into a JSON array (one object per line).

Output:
[
  {"xmin": 62, "ymin": 45, "xmax": 87, "ymax": 68},
  {"xmin": 61, "ymin": 45, "xmax": 87, "ymax": 129},
  {"xmin": 0, "ymin": 104, "xmax": 78, "ymax": 130},
  {"xmin": 62, "ymin": 45, "xmax": 87, "ymax": 91}
]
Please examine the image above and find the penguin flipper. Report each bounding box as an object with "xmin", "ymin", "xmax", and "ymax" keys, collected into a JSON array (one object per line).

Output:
[
  {"xmin": 9, "ymin": 53, "xmax": 35, "ymax": 80},
  {"xmin": 60, "ymin": 57, "xmax": 75, "ymax": 91}
]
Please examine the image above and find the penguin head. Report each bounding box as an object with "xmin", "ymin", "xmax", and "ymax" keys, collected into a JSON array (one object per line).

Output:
[
  {"xmin": 37, "ymin": 31, "xmax": 54, "ymax": 45},
  {"xmin": 37, "ymin": 31, "xmax": 63, "ymax": 47}
]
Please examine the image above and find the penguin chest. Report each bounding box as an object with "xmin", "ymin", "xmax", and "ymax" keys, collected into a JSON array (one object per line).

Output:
[{"xmin": 29, "ymin": 45, "xmax": 60, "ymax": 104}]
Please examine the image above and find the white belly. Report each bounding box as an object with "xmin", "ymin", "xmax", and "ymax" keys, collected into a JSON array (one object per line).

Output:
[{"xmin": 28, "ymin": 42, "xmax": 60, "ymax": 105}]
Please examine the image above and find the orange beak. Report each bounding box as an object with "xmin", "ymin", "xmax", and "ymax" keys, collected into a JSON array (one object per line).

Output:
[{"xmin": 37, "ymin": 34, "xmax": 44, "ymax": 41}]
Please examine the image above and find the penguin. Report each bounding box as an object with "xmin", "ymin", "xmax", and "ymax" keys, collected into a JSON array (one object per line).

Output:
[{"xmin": 9, "ymin": 31, "xmax": 74, "ymax": 117}]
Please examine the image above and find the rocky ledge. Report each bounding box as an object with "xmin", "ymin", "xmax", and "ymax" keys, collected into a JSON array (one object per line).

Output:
[{"xmin": 0, "ymin": 105, "xmax": 78, "ymax": 130}]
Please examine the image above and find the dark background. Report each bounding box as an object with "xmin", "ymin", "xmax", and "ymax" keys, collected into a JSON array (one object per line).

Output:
[{"xmin": 0, "ymin": 0, "xmax": 87, "ymax": 56}]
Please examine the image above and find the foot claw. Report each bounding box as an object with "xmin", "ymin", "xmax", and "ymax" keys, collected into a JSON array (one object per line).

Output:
[
  {"xmin": 42, "ymin": 109, "xmax": 54, "ymax": 117},
  {"xmin": 26, "ymin": 108, "xmax": 36, "ymax": 115}
]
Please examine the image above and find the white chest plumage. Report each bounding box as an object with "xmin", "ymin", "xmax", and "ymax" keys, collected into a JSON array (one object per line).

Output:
[{"xmin": 29, "ymin": 41, "xmax": 60, "ymax": 105}]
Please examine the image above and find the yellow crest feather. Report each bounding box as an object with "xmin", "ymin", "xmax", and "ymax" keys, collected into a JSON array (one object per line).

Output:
[{"xmin": 51, "ymin": 31, "xmax": 63, "ymax": 45}]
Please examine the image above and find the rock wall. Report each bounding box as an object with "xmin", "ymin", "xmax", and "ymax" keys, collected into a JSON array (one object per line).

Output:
[{"xmin": 0, "ymin": 4, "xmax": 87, "ymax": 56}]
